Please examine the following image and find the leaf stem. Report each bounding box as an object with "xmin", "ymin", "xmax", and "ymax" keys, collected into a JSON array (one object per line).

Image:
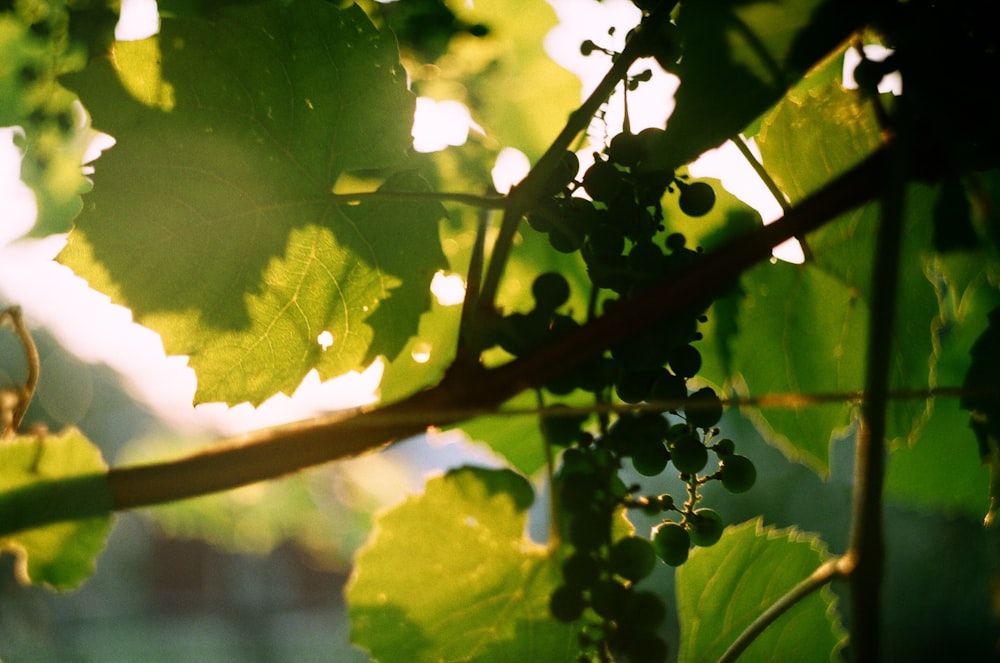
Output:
[
  {"xmin": 716, "ymin": 558, "xmax": 845, "ymax": 663},
  {"xmin": 730, "ymin": 134, "xmax": 814, "ymax": 261},
  {"xmin": 329, "ymin": 190, "xmax": 507, "ymax": 209}
]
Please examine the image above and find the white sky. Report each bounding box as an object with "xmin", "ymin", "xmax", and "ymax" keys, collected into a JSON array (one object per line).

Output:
[{"xmin": 0, "ymin": 0, "xmax": 796, "ymax": 436}]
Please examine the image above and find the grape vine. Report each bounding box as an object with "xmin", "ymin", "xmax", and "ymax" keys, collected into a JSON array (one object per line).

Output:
[
  {"xmin": 3, "ymin": 1, "xmax": 1000, "ymax": 662},
  {"xmin": 477, "ymin": 62, "xmax": 763, "ymax": 655}
]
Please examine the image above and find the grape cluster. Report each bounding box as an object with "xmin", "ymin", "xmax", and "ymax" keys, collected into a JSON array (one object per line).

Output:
[{"xmin": 487, "ymin": 126, "xmax": 757, "ymax": 662}]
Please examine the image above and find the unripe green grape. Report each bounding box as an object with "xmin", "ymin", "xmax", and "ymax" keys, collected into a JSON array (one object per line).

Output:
[
  {"xmin": 610, "ymin": 536, "xmax": 657, "ymax": 581},
  {"xmin": 635, "ymin": 126, "xmax": 666, "ymax": 153},
  {"xmin": 720, "ymin": 454, "xmax": 756, "ymax": 493},
  {"xmin": 548, "ymin": 225, "xmax": 584, "ymax": 253},
  {"xmin": 650, "ymin": 21, "xmax": 682, "ymax": 73},
  {"xmin": 559, "ymin": 472, "xmax": 603, "ymax": 512},
  {"xmin": 550, "ymin": 585, "xmax": 587, "ymax": 623},
  {"xmin": 665, "ymin": 232, "xmax": 687, "ymax": 252},
  {"xmin": 686, "ymin": 387, "xmax": 723, "ymax": 429},
  {"xmin": 612, "ymin": 330, "xmax": 669, "ymax": 370},
  {"xmin": 614, "ymin": 369, "xmax": 657, "ymax": 404},
  {"xmin": 586, "ymin": 222, "xmax": 626, "ymax": 257},
  {"xmin": 540, "ymin": 405, "xmax": 586, "ymax": 446},
  {"xmin": 545, "ymin": 150, "xmax": 580, "ymax": 196},
  {"xmin": 562, "ymin": 552, "xmax": 602, "ymax": 589},
  {"xmin": 569, "ymin": 513, "xmax": 608, "ymax": 551},
  {"xmin": 631, "ymin": 440, "xmax": 670, "ymax": 476},
  {"xmin": 495, "ymin": 311, "xmax": 547, "ymax": 356},
  {"xmin": 668, "ymin": 344, "xmax": 702, "ymax": 379},
  {"xmin": 632, "ymin": 169, "xmax": 672, "ymax": 207},
  {"xmin": 666, "ymin": 422, "xmax": 692, "ymax": 443},
  {"xmin": 630, "ymin": 0, "xmax": 665, "ymax": 14},
  {"xmin": 608, "ymin": 131, "xmax": 647, "ymax": 167},
  {"xmin": 650, "ymin": 370, "xmax": 687, "ymax": 407},
  {"xmin": 712, "ymin": 438, "xmax": 735, "ymax": 456},
  {"xmin": 669, "ymin": 436, "xmax": 708, "ymax": 474},
  {"xmin": 627, "ymin": 241, "xmax": 665, "ymax": 280},
  {"xmin": 676, "ymin": 179, "xmax": 716, "ymax": 217},
  {"xmin": 532, "ymin": 272, "xmax": 571, "ymax": 311},
  {"xmin": 526, "ymin": 200, "xmax": 558, "ymax": 233},
  {"xmin": 623, "ymin": 590, "xmax": 668, "ymax": 633},
  {"xmin": 585, "ymin": 252, "xmax": 628, "ymax": 291},
  {"xmin": 622, "ymin": 632, "xmax": 670, "ymax": 663},
  {"xmin": 577, "ymin": 355, "xmax": 619, "ymax": 393},
  {"xmin": 589, "ymin": 579, "xmax": 629, "ymax": 620},
  {"xmin": 652, "ymin": 521, "xmax": 690, "ymax": 566},
  {"xmin": 634, "ymin": 411, "xmax": 669, "ymax": 440},
  {"xmin": 608, "ymin": 195, "xmax": 649, "ymax": 240},
  {"xmin": 582, "ymin": 159, "xmax": 625, "ymax": 203},
  {"xmin": 655, "ymin": 493, "xmax": 675, "ymax": 511},
  {"xmin": 687, "ymin": 508, "xmax": 724, "ymax": 547}
]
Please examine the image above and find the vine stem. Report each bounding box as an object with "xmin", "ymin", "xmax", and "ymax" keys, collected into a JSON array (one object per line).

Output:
[
  {"xmin": 845, "ymin": 131, "xmax": 906, "ymax": 663},
  {"xmin": 0, "ymin": 142, "xmax": 904, "ymax": 537},
  {"xmin": 716, "ymin": 557, "xmax": 846, "ymax": 663},
  {"xmin": 475, "ymin": 3, "xmax": 676, "ymax": 313},
  {"xmin": 328, "ymin": 189, "xmax": 507, "ymax": 209}
]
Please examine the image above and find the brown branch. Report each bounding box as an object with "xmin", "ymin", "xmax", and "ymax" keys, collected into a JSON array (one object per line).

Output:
[{"xmin": 0, "ymin": 141, "xmax": 905, "ymax": 539}]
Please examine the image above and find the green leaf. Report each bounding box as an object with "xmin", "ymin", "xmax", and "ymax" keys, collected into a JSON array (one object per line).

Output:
[
  {"xmin": 648, "ymin": 0, "xmax": 867, "ymax": 171},
  {"xmin": 740, "ymin": 52, "xmax": 941, "ymax": 472},
  {"xmin": 884, "ymin": 268, "xmax": 1000, "ymax": 518},
  {"xmin": 0, "ymin": 428, "xmax": 113, "ymax": 590},
  {"xmin": 676, "ymin": 518, "xmax": 846, "ymax": 663},
  {"xmin": 59, "ymin": 1, "xmax": 447, "ymax": 406},
  {"xmin": 730, "ymin": 261, "xmax": 866, "ymax": 475},
  {"xmin": 755, "ymin": 47, "xmax": 883, "ymax": 202},
  {"xmin": 346, "ymin": 466, "xmax": 580, "ymax": 662},
  {"xmin": 0, "ymin": 8, "xmax": 93, "ymax": 237}
]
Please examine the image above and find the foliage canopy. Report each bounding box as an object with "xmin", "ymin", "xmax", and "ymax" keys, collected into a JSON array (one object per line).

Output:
[{"xmin": 2, "ymin": 0, "xmax": 1000, "ymax": 661}]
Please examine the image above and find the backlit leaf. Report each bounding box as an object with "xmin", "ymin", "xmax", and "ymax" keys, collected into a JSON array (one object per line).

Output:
[
  {"xmin": 676, "ymin": 518, "xmax": 846, "ymax": 662},
  {"xmin": 59, "ymin": 1, "xmax": 447, "ymax": 406},
  {"xmin": 0, "ymin": 428, "xmax": 112, "ymax": 590},
  {"xmin": 346, "ymin": 466, "xmax": 579, "ymax": 662}
]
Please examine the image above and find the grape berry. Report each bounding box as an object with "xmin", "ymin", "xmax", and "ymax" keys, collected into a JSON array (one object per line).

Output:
[{"xmin": 487, "ymin": 47, "xmax": 751, "ymax": 662}]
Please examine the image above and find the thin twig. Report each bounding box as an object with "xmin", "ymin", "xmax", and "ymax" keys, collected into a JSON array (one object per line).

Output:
[
  {"xmin": 730, "ymin": 135, "xmax": 814, "ymax": 261},
  {"xmin": 0, "ymin": 306, "xmax": 40, "ymax": 438},
  {"xmin": 717, "ymin": 557, "xmax": 845, "ymax": 663}
]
